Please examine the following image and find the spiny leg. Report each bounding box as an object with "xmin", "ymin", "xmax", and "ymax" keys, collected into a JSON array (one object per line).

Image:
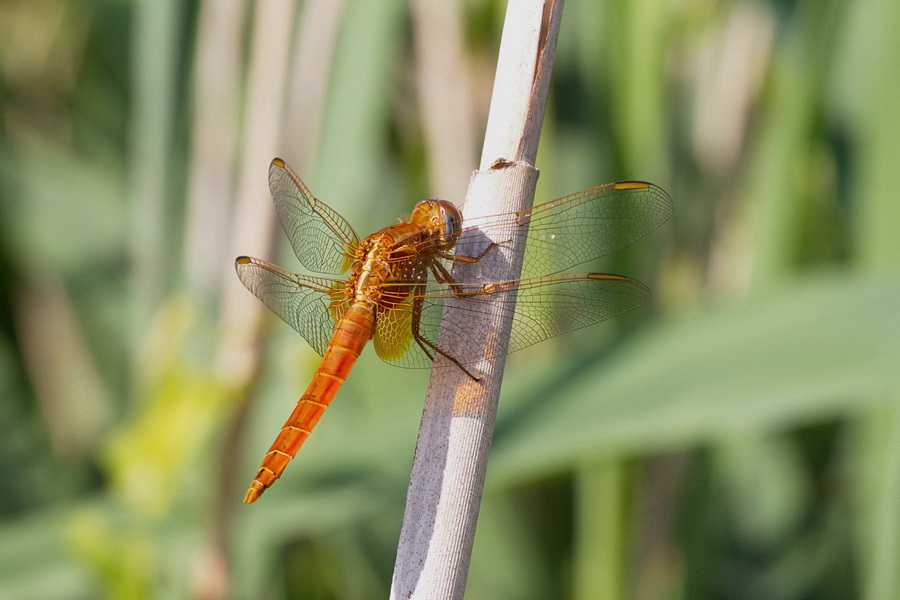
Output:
[
  {"xmin": 423, "ymin": 238, "xmax": 512, "ymax": 379},
  {"xmin": 410, "ymin": 286, "xmax": 481, "ymax": 381},
  {"xmin": 438, "ymin": 239, "xmax": 509, "ymax": 264},
  {"xmin": 430, "ymin": 261, "xmax": 511, "ymax": 299}
]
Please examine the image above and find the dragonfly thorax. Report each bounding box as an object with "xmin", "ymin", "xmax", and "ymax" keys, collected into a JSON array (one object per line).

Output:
[{"xmin": 351, "ymin": 236, "xmax": 390, "ymax": 304}]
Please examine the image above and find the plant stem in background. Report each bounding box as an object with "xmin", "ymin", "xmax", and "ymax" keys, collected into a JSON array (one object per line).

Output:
[{"xmin": 129, "ymin": 0, "xmax": 182, "ymax": 356}]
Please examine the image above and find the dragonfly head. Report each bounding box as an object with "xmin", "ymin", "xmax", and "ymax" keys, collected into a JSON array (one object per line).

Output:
[{"xmin": 411, "ymin": 199, "xmax": 462, "ymax": 251}]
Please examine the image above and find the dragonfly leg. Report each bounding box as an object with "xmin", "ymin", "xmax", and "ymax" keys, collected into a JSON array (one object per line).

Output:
[
  {"xmin": 410, "ymin": 290, "xmax": 482, "ymax": 381},
  {"xmin": 430, "ymin": 262, "xmax": 473, "ymax": 297},
  {"xmin": 415, "ymin": 330, "xmax": 482, "ymax": 382},
  {"xmin": 439, "ymin": 239, "xmax": 509, "ymax": 263},
  {"xmin": 430, "ymin": 262, "xmax": 505, "ymax": 299}
]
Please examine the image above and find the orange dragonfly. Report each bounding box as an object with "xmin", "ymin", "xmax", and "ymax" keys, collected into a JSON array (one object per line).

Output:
[{"xmin": 236, "ymin": 158, "xmax": 672, "ymax": 503}]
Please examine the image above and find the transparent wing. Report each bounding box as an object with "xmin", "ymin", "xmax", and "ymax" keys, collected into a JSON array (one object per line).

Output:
[
  {"xmin": 373, "ymin": 296, "xmax": 417, "ymax": 363},
  {"xmin": 247, "ymin": 174, "xmax": 669, "ymax": 369},
  {"xmin": 372, "ymin": 273, "xmax": 650, "ymax": 369},
  {"xmin": 268, "ymin": 158, "xmax": 361, "ymax": 275},
  {"xmin": 431, "ymin": 181, "xmax": 673, "ymax": 277},
  {"xmin": 234, "ymin": 256, "xmax": 346, "ymax": 355}
]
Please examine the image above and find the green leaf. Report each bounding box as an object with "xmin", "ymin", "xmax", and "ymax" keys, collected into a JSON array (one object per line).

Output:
[{"xmin": 491, "ymin": 273, "xmax": 900, "ymax": 484}]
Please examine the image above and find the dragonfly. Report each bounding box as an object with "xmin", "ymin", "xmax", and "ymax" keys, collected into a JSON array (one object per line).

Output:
[{"xmin": 236, "ymin": 158, "xmax": 672, "ymax": 503}]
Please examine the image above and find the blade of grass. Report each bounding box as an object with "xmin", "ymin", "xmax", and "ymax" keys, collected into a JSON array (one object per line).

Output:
[
  {"xmin": 573, "ymin": 460, "xmax": 627, "ymax": 600},
  {"xmin": 836, "ymin": 0, "xmax": 900, "ymax": 596},
  {"xmin": 490, "ymin": 274, "xmax": 900, "ymax": 484},
  {"xmin": 129, "ymin": 0, "xmax": 183, "ymax": 353}
]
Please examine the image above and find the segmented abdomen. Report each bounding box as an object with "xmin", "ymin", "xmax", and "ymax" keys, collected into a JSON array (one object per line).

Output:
[{"xmin": 244, "ymin": 302, "xmax": 374, "ymax": 503}]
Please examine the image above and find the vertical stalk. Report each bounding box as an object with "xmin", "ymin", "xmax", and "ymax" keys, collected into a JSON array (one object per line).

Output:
[
  {"xmin": 390, "ymin": 2, "xmax": 564, "ymax": 598},
  {"xmin": 847, "ymin": 1, "xmax": 900, "ymax": 598},
  {"xmin": 193, "ymin": 2, "xmax": 294, "ymax": 598},
  {"xmin": 129, "ymin": 0, "xmax": 182, "ymax": 354},
  {"xmin": 411, "ymin": 0, "xmax": 477, "ymax": 200},
  {"xmin": 573, "ymin": 461, "xmax": 627, "ymax": 600},
  {"xmin": 183, "ymin": 0, "xmax": 244, "ymax": 304}
]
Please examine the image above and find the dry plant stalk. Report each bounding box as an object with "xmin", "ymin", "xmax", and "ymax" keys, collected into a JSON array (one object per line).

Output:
[{"xmin": 390, "ymin": 1, "xmax": 565, "ymax": 598}]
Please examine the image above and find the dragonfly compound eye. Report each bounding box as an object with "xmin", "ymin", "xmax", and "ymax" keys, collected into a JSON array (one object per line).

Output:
[{"xmin": 412, "ymin": 199, "xmax": 462, "ymax": 250}]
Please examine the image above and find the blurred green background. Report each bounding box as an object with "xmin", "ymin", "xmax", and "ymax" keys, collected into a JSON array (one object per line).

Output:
[{"xmin": 1, "ymin": 0, "xmax": 899, "ymax": 598}]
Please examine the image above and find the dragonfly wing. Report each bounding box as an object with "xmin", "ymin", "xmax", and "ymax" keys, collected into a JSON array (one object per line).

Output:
[
  {"xmin": 502, "ymin": 273, "xmax": 650, "ymax": 353},
  {"xmin": 455, "ymin": 181, "xmax": 673, "ymax": 276},
  {"xmin": 373, "ymin": 296, "xmax": 432, "ymax": 368},
  {"xmin": 235, "ymin": 256, "xmax": 346, "ymax": 355},
  {"xmin": 371, "ymin": 273, "xmax": 649, "ymax": 369},
  {"xmin": 269, "ymin": 158, "xmax": 361, "ymax": 275}
]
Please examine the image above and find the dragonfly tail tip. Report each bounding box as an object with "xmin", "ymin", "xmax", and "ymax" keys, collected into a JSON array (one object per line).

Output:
[{"xmin": 243, "ymin": 484, "xmax": 263, "ymax": 504}]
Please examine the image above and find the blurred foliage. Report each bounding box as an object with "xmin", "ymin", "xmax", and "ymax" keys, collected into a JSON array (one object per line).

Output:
[{"xmin": 1, "ymin": 0, "xmax": 899, "ymax": 599}]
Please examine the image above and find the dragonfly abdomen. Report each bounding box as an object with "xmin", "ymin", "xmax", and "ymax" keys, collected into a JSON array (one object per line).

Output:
[{"xmin": 244, "ymin": 303, "xmax": 375, "ymax": 503}]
